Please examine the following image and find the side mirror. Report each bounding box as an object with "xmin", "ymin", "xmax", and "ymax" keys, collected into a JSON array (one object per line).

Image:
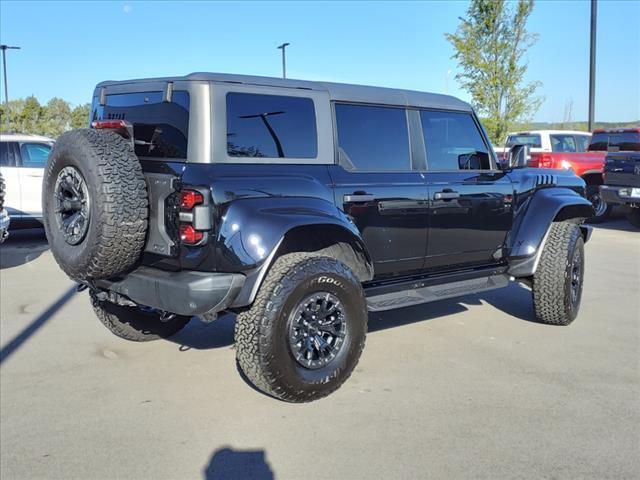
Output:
[{"xmin": 507, "ymin": 144, "xmax": 530, "ymax": 168}]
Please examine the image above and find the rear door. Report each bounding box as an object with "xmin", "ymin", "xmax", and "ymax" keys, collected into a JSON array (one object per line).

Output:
[
  {"xmin": 17, "ymin": 142, "xmax": 52, "ymax": 218},
  {"xmin": 420, "ymin": 110, "xmax": 513, "ymax": 270},
  {"xmin": 329, "ymin": 103, "xmax": 429, "ymax": 279},
  {"xmin": 0, "ymin": 142, "xmax": 22, "ymax": 219}
]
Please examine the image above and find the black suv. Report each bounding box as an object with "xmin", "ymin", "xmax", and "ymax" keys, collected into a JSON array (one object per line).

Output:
[{"xmin": 42, "ymin": 73, "xmax": 593, "ymax": 402}]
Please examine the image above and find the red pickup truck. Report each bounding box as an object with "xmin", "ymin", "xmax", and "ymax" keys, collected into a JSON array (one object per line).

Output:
[{"xmin": 528, "ymin": 128, "xmax": 640, "ymax": 222}]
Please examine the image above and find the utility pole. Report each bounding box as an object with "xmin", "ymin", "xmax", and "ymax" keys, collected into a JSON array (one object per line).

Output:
[
  {"xmin": 1, "ymin": 44, "xmax": 21, "ymax": 132},
  {"xmin": 588, "ymin": 0, "xmax": 597, "ymax": 132},
  {"xmin": 277, "ymin": 43, "xmax": 290, "ymax": 79}
]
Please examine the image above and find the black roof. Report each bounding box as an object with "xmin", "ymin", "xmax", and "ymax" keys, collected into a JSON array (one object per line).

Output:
[{"xmin": 97, "ymin": 72, "xmax": 472, "ymax": 112}]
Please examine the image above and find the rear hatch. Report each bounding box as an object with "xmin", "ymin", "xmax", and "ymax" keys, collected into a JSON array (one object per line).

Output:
[{"xmin": 604, "ymin": 152, "xmax": 640, "ymax": 188}]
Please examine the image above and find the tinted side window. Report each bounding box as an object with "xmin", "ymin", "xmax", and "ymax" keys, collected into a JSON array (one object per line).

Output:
[
  {"xmin": 421, "ymin": 110, "xmax": 490, "ymax": 170},
  {"xmin": 506, "ymin": 134, "xmax": 542, "ymax": 148},
  {"xmin": 20, "ymin": 143, "xmax": 52, "ymax": 168},
  {"xmin": 550, "ymin": 134, "xmax": 577, "ymax": 153},
  {"xmin": 92, "ymin": 91, "xmax": 190, "ymax": 159},
  {"xmin": 226, "ymin": 93, "xmax": 317, "ymax": 158},
  {"xmin": 335, "ymin": 104, "xmax": 410, "ymax": 171}
]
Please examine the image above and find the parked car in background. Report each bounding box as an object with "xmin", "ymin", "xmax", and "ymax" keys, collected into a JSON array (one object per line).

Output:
[
  {"xmin": 0, "ymin": 133, "xmax": 54, "ymax": 226},
  {"xmin": 0, "ymin": 171, "xmax": 9, "ymax": 243},
  {"xmin": 494, "ymin": 130, "xmax": 592, "ymax": 161},
  {"xmin": 600, "ymin": 151, "xmax": 640, "ymax": 229},
  {"xmin": 525, "ymin": 128, "xmax": 640, "ymax": 223}
]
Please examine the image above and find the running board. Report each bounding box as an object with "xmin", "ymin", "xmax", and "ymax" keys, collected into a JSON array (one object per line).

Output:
[{"xmin": 366, "ymin": 274, "xmax": 510, "ymax": 312}]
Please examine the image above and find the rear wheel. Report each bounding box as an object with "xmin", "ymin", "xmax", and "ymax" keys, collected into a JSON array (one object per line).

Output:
[
  {"xmin": 586, "ymin": 185, "xmax": 612, "ymax": 223},
  {"xmin": 627, "ymin": 207, "xmax": 640, "ymax": 229},
  {"xmin": 235, "ymin": 253, "xmax": 368, "ymax": 402},
  {"xmin": 532, "ymin": 222, "xmax": 585, "ymax": 326},
  {"xmin": 90, "ymin": 291, "xmax": 191, "ymax": 342}
]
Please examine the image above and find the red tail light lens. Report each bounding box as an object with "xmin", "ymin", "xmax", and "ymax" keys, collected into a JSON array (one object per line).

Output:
[
  {"xmin": 538, "ymin": 154, "xmax": 555, "ymax": 169},
  {"xmin": 180, "ymin": 190, "xmax": 204, "ymax": 210},
  {"xmin": 179, "ymin": 224, "xmax": 204, "ymax": 245},
  {"xmin": 91, "ymin": 120, "xmax": 127, "ymax": 129}
]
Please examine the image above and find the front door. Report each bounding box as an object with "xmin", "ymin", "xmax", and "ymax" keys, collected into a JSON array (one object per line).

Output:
[
  {"xmin": 17, "ymin": 142, "xmax": 52, "ymax": 218},
  {"xmin": 418, "ymin": 109, "xmax": 513, "ymax": 270},
  {"xmin": 329, "ymin": 103, "xmax": 429, "ymax": 279}
]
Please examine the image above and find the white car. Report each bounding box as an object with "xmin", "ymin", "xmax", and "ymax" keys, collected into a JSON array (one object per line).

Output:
[
  {"xmin": 494, "ymin": 130, "xmax": 592, "ymax": 159},
  {"xmin": 0, "ymin": 133, "xmax": 54, "ymax": 224}
]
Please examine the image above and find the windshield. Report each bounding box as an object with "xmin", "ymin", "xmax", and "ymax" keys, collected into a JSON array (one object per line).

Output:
[
  {"xmin": 505, "ymin": 134, "xmax": 542, "ymax": 148},
  {"xmin": 589, "ymin": 131, "xmax": 640, "ymax": 152}
]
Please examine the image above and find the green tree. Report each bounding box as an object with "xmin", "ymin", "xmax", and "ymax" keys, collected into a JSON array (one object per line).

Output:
[
  {"xmin": 70, "ymin": 103, "xmax": 91, "ymax": 129},
  {"xmin": 41, "ymin": 97, "xmax": 71, "ymax": 137},
  {"xmin": 19, "ymin": 96, "xmax": 44, "ymax": 134},
  {"xmin": 446, "ymin": 0, "xmax": 543, "ymax": 144}
]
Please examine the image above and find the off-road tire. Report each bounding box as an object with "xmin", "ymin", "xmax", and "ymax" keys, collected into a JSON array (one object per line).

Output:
[
  {"xmin": 627, "ymin": 207, "xmax": 640, "ymax": 229},
  {"xmin": 235, "ymin": 253, "xmax": 367, "ymax": 402},
  {"xmin": 90, "ymin": 291, "xmax": 191, "ymax": 341},
  {"xmin": 42, "ymin": 129, "xmax": 148, "ymax": 282},
  {"xmin": 0, "ymin": 171, "xmax": 5, "ymax": 211},
  {"xmin": 586, "ymin": 185, "xmax": 612, "ymax": 223},
  {"xmin": 532, "ymin": 222, "xmax": 585, "ymax": 326}
]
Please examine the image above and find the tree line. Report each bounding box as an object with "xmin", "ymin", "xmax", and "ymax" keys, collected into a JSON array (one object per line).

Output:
[{"xmin": 0, "ymin": 96, "xmax": 91, "ymax": 138}]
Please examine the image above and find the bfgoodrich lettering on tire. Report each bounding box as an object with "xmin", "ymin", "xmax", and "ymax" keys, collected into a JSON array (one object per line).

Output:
[
  {"xmin": 42, "ymin": 129, "xmax": 148, "ymax": 282},
  {"xmin": 235, "ymin": 253, "xmax": 368, "ymax": 402},
  {"xmin": 532, "ymin": 221, "xmax": 585, "ymax": 326}
]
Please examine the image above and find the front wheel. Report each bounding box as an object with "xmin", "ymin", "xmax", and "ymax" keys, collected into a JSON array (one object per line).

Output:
[
  {"xmin": 235, "ymin": 253, "xmax": 368, "ymax": 402},
  {"xmin": 586, "ymin": 185, "xmax": 612, "ymax": 223},
  {"xmin": 532, "ymin": 222, "xmax": 585, "ymax": 326}
]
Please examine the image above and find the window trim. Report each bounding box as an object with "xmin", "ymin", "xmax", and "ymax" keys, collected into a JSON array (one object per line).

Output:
[
  {"xmin": 332, "ymin": 101, "xmax": 416, "ymax": 173},
  {"xmin": 211, "ymin": 84, "xmax": 333, "ymax": 165},
  {"xmin": 418, "ymin": 107, "xmax": 498, "ymax": 172}
]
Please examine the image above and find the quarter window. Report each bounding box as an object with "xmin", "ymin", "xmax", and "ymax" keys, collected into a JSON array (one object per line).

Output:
[
  {"xmin": 20, "ymin": 143, "xmax": 52, "ymax": 168},
  {"xmin": 226, "ymin": 93, "xmax": 317, "ymax": 158},
  {"xmin": 335, "ymin": 104, "xmax": 410, "ymax": 171},
  {"xmin": 420, "ymin": 110, "xmax": 491, "ymax": 170}
]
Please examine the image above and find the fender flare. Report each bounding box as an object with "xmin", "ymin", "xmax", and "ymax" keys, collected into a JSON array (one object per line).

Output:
[
  {"xmin": 216, "ymin": 196, "xmax": 372, "ymax": 307},
  {"xmin": 508, "ymin": 188, "xmax": 593, "ymax": 278}
]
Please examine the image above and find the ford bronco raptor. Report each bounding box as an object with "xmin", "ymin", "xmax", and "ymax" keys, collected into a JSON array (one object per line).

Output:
[{"xmin": 42, "ymin": 73, "xmax": 593, "ymax": 402}]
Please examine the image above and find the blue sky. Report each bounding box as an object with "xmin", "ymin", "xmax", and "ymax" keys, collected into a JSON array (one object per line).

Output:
[{"xmin": 1, "ymin": 0, "xmax": 638, "ymax": 122}]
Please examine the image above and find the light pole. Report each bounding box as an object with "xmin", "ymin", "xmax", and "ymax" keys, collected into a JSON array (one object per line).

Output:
[
  {"xmin": 1, "ymin": 44, "xmax": 20, "ymax": 132},
  {"xmin": 588, "ymin": 0, "xmax": 597, "ymax": 132},
  {"xmin": 277, "ymin": 43, "xmax": 290, "ymax": 79}
]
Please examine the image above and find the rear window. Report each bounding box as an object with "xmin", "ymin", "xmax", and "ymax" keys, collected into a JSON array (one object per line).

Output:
[
  {"xmin": 589, "ymin": 131, "xmax": 640, "ymax": 152},
  {"xmin": 335, "ymin": 104, "xmax": 410, "ymax": 171},
  {"xmin": 91, "ymin": 91, "xmax": 190, "ymax": 159},
  {"xmin": 226, "ymin": 93, "xmax": 317, "ymax": 158},
  {"xmin": 505, "ymin": 134, "xmax": 542, "ymax": 148}
]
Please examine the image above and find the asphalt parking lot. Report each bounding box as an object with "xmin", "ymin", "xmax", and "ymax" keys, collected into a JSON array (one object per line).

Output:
[{"xmin": 1, "ymin": 219, "xmax": 638, "ymax": 480}]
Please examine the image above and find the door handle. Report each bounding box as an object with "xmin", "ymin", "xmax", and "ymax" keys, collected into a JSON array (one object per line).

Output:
[
  {"xmin": 434, "ymin": 191, "xmax": 460, "ymax": 200},
  {"xmin": 344, "ymin": 193, "xmax": 374, "ymax": 203}
]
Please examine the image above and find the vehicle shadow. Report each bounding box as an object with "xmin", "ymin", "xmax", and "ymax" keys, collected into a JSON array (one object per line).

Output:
[
  {"xmin": 368, "ymin": 281, "xmax": 537, "ymax": 333},
  {"xmin": 590, "ymin": 217, "xmax": 637, "ymax": 233},
  {"xmin": 172, "ymin": 282, "xmax": 538, "ymax": 352},
  {"xmin": 0, "ymin": 284, "xmax": 77, "ymax": 366},
  {"xmin": 0, "ymin": 227, "xmax": 49, "ymax": 269},
  {"xmin": 203, "ymin": 447, "xmax": 273, "ymax": 480}
]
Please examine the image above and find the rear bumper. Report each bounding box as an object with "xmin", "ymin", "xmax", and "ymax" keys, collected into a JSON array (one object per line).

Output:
[
  {"xmin": 94, "ymin": 267, "xmax": 245, "ymax": 317},
  {"xmin": 600, "ymin": 185, "xmax": 640, "ymax": 205}
]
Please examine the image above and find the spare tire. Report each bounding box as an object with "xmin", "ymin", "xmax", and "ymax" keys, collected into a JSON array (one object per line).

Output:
[{"xmin": 43, "ymin": 129, "xmax": 148, "ymax": 282}]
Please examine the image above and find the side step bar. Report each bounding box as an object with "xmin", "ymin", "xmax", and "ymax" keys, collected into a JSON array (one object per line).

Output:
[{"xmin": 366, "ymin": 273, "xmax": 510, "ymax": 312}]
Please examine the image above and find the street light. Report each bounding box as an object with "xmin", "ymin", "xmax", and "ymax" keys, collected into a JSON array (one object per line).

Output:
[
  {"xmin": 588, "ymin": 0, "xmax": 597, "ymax": 132},
  {"xmin": 277, "ymin": 43, "xmax": 290, "ymax": 79},
  {"xmin": 1, "ymin": 44, "xmax": 21, "ymax": 132}
]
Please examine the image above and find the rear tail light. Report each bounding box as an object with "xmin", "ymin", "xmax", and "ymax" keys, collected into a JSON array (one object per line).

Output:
[
  {"xmin": 179, "ymin": 224, "xmax": 204, "ymax": 244},
  {"xmin": 537, "ymin": 154, "xmax": 555, "ymax": 169},
  {"xmin": 180, "ymin": 190, "xmax": 204, "ymax": 210},
  {"xmin": 91, "ymin": 119, "xmax": 128, "ymax": 129},
  {"xmin": 179, "ymin": 189, "xmax": 209, "ymax": 245}
]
